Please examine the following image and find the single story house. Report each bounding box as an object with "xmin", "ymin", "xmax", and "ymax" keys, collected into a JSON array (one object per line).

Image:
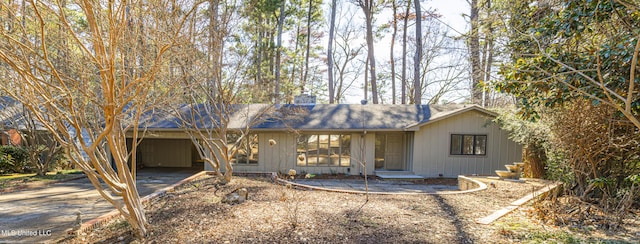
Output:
[{"xmin": 135, "ymin": 102, "xmax": 522, "ymax": 178}]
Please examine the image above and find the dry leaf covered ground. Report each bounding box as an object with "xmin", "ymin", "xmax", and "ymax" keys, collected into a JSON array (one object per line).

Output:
[{"xmin": 60, "ymin": 175, "xmax": 640, "ymax": 243}]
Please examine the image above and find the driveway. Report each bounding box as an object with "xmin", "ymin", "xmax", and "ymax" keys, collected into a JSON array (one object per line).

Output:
[{"xmin": 0, "ymin": 166, "xmax": 202, "ymax": 243}]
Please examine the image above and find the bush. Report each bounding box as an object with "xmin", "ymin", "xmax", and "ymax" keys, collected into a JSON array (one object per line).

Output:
[
  {"xmin": 0, "ymin": 146, "xmax": 29, "ymax": 174},
  {"xmin": 545, "ymin": 99, "xmax": 640, "ymax": 228}
]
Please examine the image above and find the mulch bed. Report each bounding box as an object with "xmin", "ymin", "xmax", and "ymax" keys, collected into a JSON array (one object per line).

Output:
[{"xmin": 58, "ymin": 175, "xmax": 639, "ymax": 243}]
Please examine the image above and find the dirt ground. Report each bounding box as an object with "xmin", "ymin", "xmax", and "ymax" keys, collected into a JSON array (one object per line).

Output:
[
  {"xmin": 59, "ymin": 175, "xmax": 640, "ymax": 243},
  {"xmin": 0, "ymin": 167, "xmax": 201, "ymax": 243}
]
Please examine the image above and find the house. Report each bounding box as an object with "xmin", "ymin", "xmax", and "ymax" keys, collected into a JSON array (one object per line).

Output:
[
  {"xmin": 135, "ymin": 102, "xmax": 522, "ymax": 178},
  {"xmin": 0, "ymin": 96, "xmax": 25, "ymax": 146}
]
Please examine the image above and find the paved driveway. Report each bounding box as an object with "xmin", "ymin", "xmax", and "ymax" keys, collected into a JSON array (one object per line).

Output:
[{"xmin": 0, "ymin": 166, "xmax": 201, "ymax": 243}]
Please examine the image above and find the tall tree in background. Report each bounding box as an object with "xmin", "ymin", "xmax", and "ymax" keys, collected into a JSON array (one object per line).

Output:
[
  {"xmin": 356, "ymin": 0, "xmax": 379, "ymax": 104},
  {"xmin": 0, "ymin": 0, "xmax": 199, "ymax": 236},
  {"xmin": 327, "ymin": 0, "xmax": 337, "ymax": 103},
  {"xmin": 275, "ymin": 0, "xmax": 286, "ymax": 104},
  {"xmin": 239, "ymin": 0, "xmax": 280, "ymax": 102},
  {"xmin": 466, "ymin": 0, "xmax": 500, "ymax": 106},
  {"xmin": 413, "ymin": 0, "xmax": 422, "ymax": 104},
  {"xmin": 389, "ymin": 0, "xmax": 398, "ymax": 104},
  {"xmin": 479, "ymin": 0, "xmax": 494, "ymax": 106},
  {"xmin": 467, "ymin": 0, "xmax": 482, "ymax": 105},
  {"xmin": 301, "ymin": 0, "xmax": 314, "ymax": 94},
  {"xmin": 401, "ymin": 0, "xmax": 411, "ymax": 104}
]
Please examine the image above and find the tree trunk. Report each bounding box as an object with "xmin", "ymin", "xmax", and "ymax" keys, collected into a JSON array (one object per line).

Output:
[
  {"xmin": 302, "ymin": 0, "xmax": 313, "ymax": 94},
  {"xmin": 275, "ymin": 0, "xmax": 286, "ymax": 104},
  {"xmin": 390, "ymin": 0, "xmax": 398, "ymax": 104},
  {"xmin": 359, "ymin": 0, "xmax": 378, "ymax": 104},
  {"xmin": 413, "ymin": 0, "xmax": 422, "ymax": 105},
  {"xmin": 482, "ymin": 0, "xmax": 494, "ymax": 107},
  {"xmin": 328, "ymin": 0, "xmax": 337, "ymax": 104},
  {"xmin": 468, "ymin": 0, "xmax": 482, "ymax": 105},
  {"xmin": 401, "ymin": 0, "xmax": 411, "ymax": 104}
]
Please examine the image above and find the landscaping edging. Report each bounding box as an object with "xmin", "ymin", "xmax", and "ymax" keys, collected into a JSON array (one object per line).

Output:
[
  {"xmin": 275, "ymin": 174, "xmax": 488, "ymax": 195},
  {"xmin": 62, "ymin": 171, "xmax": 207, "ymax": 239},
  {"xmin": 476, "ymin": 181, "xmax": 562, "ymax": 224}
]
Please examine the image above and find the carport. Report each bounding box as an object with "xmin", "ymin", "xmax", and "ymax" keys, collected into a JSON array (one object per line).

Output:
[{"xmin": 127, "ymin": 137, "xmax": 203, "ymax": 168}]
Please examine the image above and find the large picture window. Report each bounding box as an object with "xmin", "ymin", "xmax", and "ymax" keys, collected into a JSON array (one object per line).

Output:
[
  {"xmin": 297, "ymin": 134, "xmax": 351, "ymax": 167},
  {"xmin": 230, "ymin": 133, "xmax": 259, "ymax": 164},
  {"xmin": 450, "ymin": 134, "xmax": 486, "ymax": 156}
]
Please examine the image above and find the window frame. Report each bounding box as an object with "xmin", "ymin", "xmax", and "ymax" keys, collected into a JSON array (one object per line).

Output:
[
  {"xmin": 449, "ymin": 134, "xmax": 487, "ymax": 156},
  {"xmin": 296, "ymin": 133, "xmax": 351, "ymax": 167}
]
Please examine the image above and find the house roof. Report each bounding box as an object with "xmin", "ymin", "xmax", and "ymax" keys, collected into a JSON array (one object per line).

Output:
[
  {"xmin": 0, "ymin": 96, "xmax": 47, "ymax": 130},
  {"xmin": 138, "ymin": 103, "xmax": 495, "ymax": 131},
  {"xmin": 253, "ymin": 104, "xmax": 431, "ymax": 130},
  {"xmin": 3, "ymin": 95, "xmax": 497, "ymax": 132}
]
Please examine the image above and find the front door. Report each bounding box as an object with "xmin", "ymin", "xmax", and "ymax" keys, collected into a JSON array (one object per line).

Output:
[{"xmin": 375, "ymin": 133, "xmax": 405, "ymax": 170}]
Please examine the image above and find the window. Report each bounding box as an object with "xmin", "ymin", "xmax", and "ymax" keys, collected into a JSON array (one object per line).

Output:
[
  {"xmin": 297, "ymin": 134, "xmax": 351, "ymax": 167},
  {"xmin": 450, "ymin": 134, "xmax": 486, "ymax": 156},
  {"xmin": 230, "ymin": 133, "xmax": 259, "ymax": 164}
]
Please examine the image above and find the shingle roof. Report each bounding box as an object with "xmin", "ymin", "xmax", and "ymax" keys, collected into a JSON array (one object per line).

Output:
[
  {"xmin": 0, "ymin": 96, "xmax": 47, "ymax": 130},
  {"xmin": 253, "ymin": 104, "xmax": 432, "ymax": 130},
  {"xmin": 3, "ymin": 96, "xmax": 495, "ymax": 132},
  {"xmin": 138, "ymin": 103, "xmax": 492, "ymax": 131}
]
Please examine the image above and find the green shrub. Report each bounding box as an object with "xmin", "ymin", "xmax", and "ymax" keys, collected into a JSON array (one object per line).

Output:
[{"xmin": 0, "ymin": 146, "xmax": 29, "ymax": 174}]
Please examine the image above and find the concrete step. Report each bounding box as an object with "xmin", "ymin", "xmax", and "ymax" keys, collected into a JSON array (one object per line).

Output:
[
  {"xmin": 374, "ymin": 170, "xmax": 416, "ymax": 175},
  {"xmin": 375, "ymin": 171, "xmax": 424, "ymax": 181}
]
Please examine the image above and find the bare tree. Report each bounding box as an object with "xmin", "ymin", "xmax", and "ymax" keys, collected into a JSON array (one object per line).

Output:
[
  {"xmin": 327, "ymin": 0, "xmax": 337, "ymax": 104},
  {"xmin": 0, "ymin": 0, "xmax": 199, "ymax": 237},
  {"xmin": 355, "ymin": 0, "xmax": 380, "ymax": 104},
  {"xmin": 413, "ymin": 0, "xmax": 422, "ymax": 104},
  {"xmin": 332, "ymin": 4, "xmax": 366, "ymax": 103},
  {"xmin": 389, "ymin": 0, "xmax": 398, "ymax": 104},
  {"xmin": 0, "ymin": 97, "xmax": 62, "ymax": 176},
  {"xmin": 467, "ymin": 0, "xmax": 483, "ymax": 105},
  {"xmin": 401, "ymin": 0, "xmax": 412, "ymax": 104},
  {"xmin": 275, "ymin": 0, "xmax": 286, "ymax": 104}
]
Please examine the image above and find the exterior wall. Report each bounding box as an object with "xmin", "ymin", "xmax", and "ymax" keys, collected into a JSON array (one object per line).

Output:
[
  {"xmin": 412, "ymin": 111, "xmax": 522, "ymax": 178},
  {"xmin": 2, "ymin": 129, "xmax": 23, "ymax": 146},
  {"xmin": 137, "ymin": 139, "xmax": 192, "ymax": 167}
]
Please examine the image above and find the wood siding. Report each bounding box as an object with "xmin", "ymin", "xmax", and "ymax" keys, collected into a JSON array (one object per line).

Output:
[{"xmin": 412, "ymin": 110, "xmax": 522, "ymax": 177}]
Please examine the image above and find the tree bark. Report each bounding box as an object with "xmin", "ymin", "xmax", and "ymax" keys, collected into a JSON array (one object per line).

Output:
[
  {"xmin": 275, "ymin": 0, "xmax": 286, "ymax": 104},
  {"xmin": 328, "ymin": 0, "xmax": 337, "ymax": 104},
  {"xmin": 468, "ymin": 0, "xmax": 483, "ymax": 105},
  {"xmin": 413, "ymin": 0, "xmax": 422, "ymax": 105},
  {"xmin": 359, "ymin": 0, "xmax": 378, "ymax": 104},
  {"xmin": 401, "ymin": 0, "xmax": 411, "ymax": 104},
  {"xmin": 390, "ymin": 0, "xmax": 398, "ymax": 104},
  {"xmin": 302, "ymin": 0, "xmax": 313, "ymax": 94}
]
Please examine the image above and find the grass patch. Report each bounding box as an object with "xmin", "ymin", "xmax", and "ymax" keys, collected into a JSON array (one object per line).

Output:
[{"xmin": 0, "ymin": 169, "xmax": 84, "ymax": 189}]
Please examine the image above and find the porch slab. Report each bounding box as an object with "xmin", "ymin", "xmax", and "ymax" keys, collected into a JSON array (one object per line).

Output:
[{"xmin": 375, "ymin": 171, "xmax": 425, "ymax": 181}]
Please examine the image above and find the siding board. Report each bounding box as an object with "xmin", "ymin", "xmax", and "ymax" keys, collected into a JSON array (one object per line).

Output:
[{"xmin": 412, "ymin": 110, "xmax": 522, "ymax": 177}]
